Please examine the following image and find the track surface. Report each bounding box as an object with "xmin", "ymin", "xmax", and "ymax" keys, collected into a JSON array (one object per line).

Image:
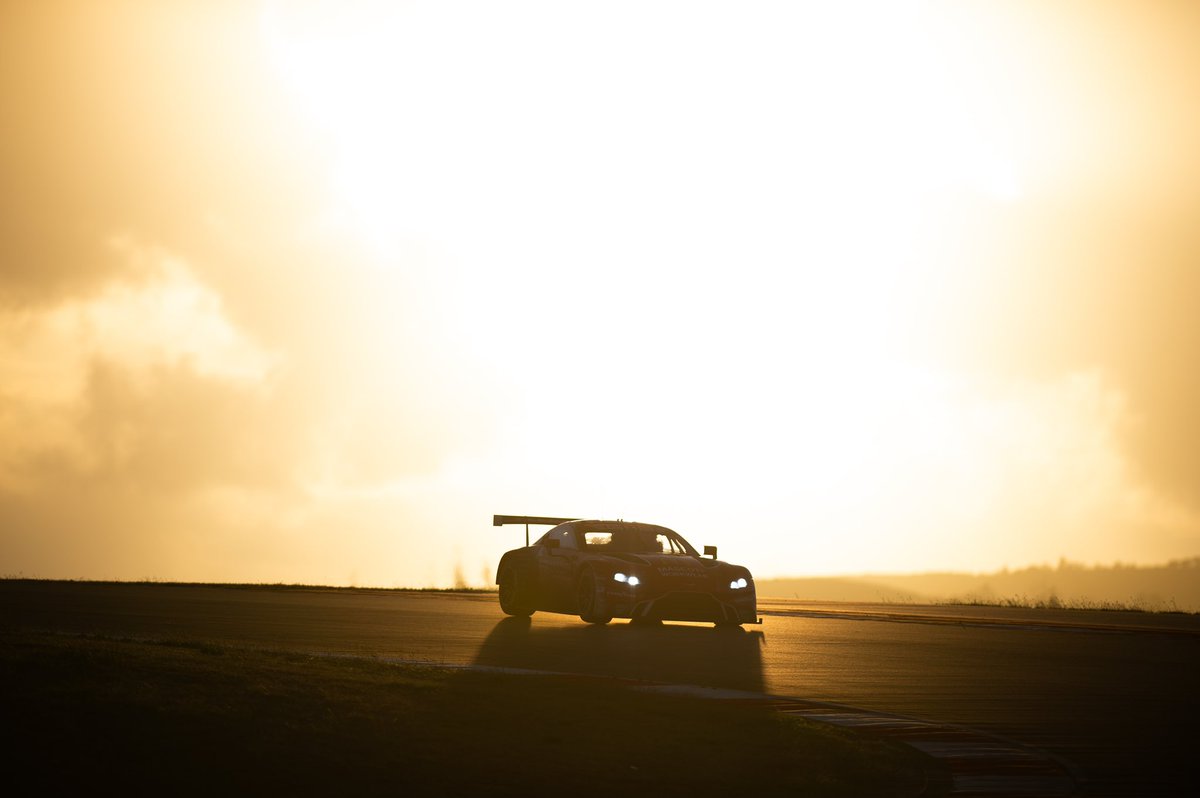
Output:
[{"xmin": 3, "ymin": 581, "xmax": 1197, "ymax": 796}]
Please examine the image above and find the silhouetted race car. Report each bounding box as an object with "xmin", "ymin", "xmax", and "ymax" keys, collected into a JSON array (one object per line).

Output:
[{"xmin": 494, "ymin": 515, "xmax": 760, "ymax": 626}]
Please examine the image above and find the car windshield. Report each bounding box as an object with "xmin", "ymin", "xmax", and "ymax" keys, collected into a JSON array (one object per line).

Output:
[{"xmin": 580, "ymin": 526, "xmax": 695, "ymax": 556}]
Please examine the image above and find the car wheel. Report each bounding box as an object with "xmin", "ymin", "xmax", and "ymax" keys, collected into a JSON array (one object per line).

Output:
[
  {"xmin": 498, "ymin": 567, "xmax": 534, "ymax": 617},
  {"xmin": 576, "ymin": 570, "xmax": 611, "ymax": 624}
]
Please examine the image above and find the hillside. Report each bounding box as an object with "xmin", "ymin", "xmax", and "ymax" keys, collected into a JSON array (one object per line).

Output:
[{"xmin": 757, "ymin": 557, "xmax": 1200, "ymax": 612}]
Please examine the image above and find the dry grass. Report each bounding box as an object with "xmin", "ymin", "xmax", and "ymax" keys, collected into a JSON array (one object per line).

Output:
[
  {"xmin": 1, "ymin": 630, "xmax": 935, "ymax": 797},
  {"xmin": 943, "ymin": 594, "xmax": 1188, "ymax": 613}
]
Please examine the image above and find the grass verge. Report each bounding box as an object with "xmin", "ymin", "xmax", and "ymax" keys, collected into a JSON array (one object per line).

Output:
[
  {"xmin": 942, "ymin": 595, "xmax": 1190, "ymax": 613},
  {"xmin": 1, "ymin": 629, "xmax": 936, "ymax": 797}
]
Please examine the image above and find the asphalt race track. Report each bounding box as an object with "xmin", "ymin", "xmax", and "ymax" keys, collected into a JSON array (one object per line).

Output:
[{"xmin": 3, "ymin": 581, "xmax": 1197, "ymax": 796}]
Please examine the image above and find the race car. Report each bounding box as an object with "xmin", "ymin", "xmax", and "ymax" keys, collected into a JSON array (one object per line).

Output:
[{"xmin": 493, "ymin": 515, "xmax": 759, "ymax": 626}]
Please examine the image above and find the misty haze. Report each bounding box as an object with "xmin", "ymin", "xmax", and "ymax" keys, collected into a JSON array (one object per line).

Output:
[{"xmin": 3, "ymin": 2, "xmax": 1199, "ymax": 796}]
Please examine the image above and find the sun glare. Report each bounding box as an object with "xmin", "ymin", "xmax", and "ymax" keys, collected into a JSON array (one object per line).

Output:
[
  {"xmin": 257, "ymin": 1, "xmax": 1022, "ymax": 361},
  {"xmin": 4, "ymin": 0, "xmax": 1199, "ymax": 591},
  {"xmin": 255, "ymin": 1, "xmax": 1047, "ymax": 565},
  {"xmin": 245, "ymin": 1, "xmax": 1197, "ymax": 581}
]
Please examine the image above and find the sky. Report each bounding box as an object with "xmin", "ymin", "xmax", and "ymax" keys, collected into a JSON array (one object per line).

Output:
[{"xmin": 2, "ymin": 0, "xmax": 1199, "ymax": 587}]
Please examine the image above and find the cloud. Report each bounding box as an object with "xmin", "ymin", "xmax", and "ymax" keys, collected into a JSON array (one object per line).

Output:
[
  {"xmin": 914, "ymin": 371, "xmax": 1198, "ymax": 569},
  {"xmin": 917, "ymin": 194, "xmax": 1200, "ymax": 515},
  {"xmin": 0, "ymin": 227, "xmax": 498, "ymax": 584},
  {"xmin": 0, "ymin": 237, "xmax": 302, "ymax": 578},
  {"xmin": 0, "ymin": 356, "xmax": 297, "ymax": 580},
  {"xmin": 0, "ymin": 1, "xmax": 325, "ymax": 311},
  {"xmin": 0, "ymin": 239, "xmax": 275, "ymax": 404}
]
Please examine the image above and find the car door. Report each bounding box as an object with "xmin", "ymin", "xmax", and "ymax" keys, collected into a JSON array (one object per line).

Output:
[{"xmin": 537, "ymin": 526, "xmax": 580, "ymax": 612}]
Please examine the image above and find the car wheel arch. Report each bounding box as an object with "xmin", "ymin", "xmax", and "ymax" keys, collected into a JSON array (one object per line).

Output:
[{"xmin": 575, "ymin": 566, "xmax": 612, "ymax": 624}]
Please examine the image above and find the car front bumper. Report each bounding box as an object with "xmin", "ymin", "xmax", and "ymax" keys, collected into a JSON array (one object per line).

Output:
[{"xmin": 603, "ymin": 584, "xmax": 759, "ymax": 624}]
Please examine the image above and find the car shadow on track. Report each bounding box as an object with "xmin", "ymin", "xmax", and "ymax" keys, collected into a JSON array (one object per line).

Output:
[{"xmin": 472, "ymin": 617, "xmax": 766, "ymax": 693}]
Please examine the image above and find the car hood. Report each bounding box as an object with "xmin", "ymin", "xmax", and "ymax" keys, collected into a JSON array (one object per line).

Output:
[{"xmin": 602, "ymin": 553, "xmax": 725, "ymax": 581}]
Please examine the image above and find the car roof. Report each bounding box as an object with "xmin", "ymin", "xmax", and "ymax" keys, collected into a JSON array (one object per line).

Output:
[{"xmin": 551, "ymin": 519, "xmax": 678, "ymax": 536}]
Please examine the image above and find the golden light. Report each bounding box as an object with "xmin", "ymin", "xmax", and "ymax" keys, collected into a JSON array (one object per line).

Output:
[
  {"xmin": 3, "ymin": 1, "xmax": 1196, "ymax": 587},
  {"xmin": 251, "ymin": 1, "xmax": 1062, "ymax": 572}
]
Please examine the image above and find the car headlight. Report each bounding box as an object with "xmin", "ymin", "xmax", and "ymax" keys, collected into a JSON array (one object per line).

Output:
[
  {"xmin": 729, "ymin": 577, "xmax": 748, "ymax": 590},
  {"xmin": 613, "ymin": 573, "xmax": 641, "ymax": 587}
]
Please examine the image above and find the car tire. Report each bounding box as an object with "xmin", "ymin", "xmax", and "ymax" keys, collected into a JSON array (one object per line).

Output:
[
  {"xmin": 577, "ymin": 570, "xmax": 611, "ymax": 624},
  {"xmin": 498, "ymin": 566, "xmax": 534, "ymax": 617}
]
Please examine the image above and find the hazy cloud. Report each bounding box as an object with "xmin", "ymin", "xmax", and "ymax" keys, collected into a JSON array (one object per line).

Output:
[{"xmin": 920, "ymin": 196, "xmax": 1200, "ymax": 513}]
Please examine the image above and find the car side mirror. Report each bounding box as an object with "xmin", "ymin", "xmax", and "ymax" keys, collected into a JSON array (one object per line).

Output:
[
  {"xmin": 543, "ymin": 539, "xmax": 560, "ymax": 550},
  {"xmin": 703, "ymin": 545, "xmax": 717, "ymax": 559}
]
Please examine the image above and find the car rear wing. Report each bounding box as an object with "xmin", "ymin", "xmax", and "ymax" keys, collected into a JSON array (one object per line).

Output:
[{"xmin": 493, "ymin": 515, "xmax": 579, "ymax": 547}]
